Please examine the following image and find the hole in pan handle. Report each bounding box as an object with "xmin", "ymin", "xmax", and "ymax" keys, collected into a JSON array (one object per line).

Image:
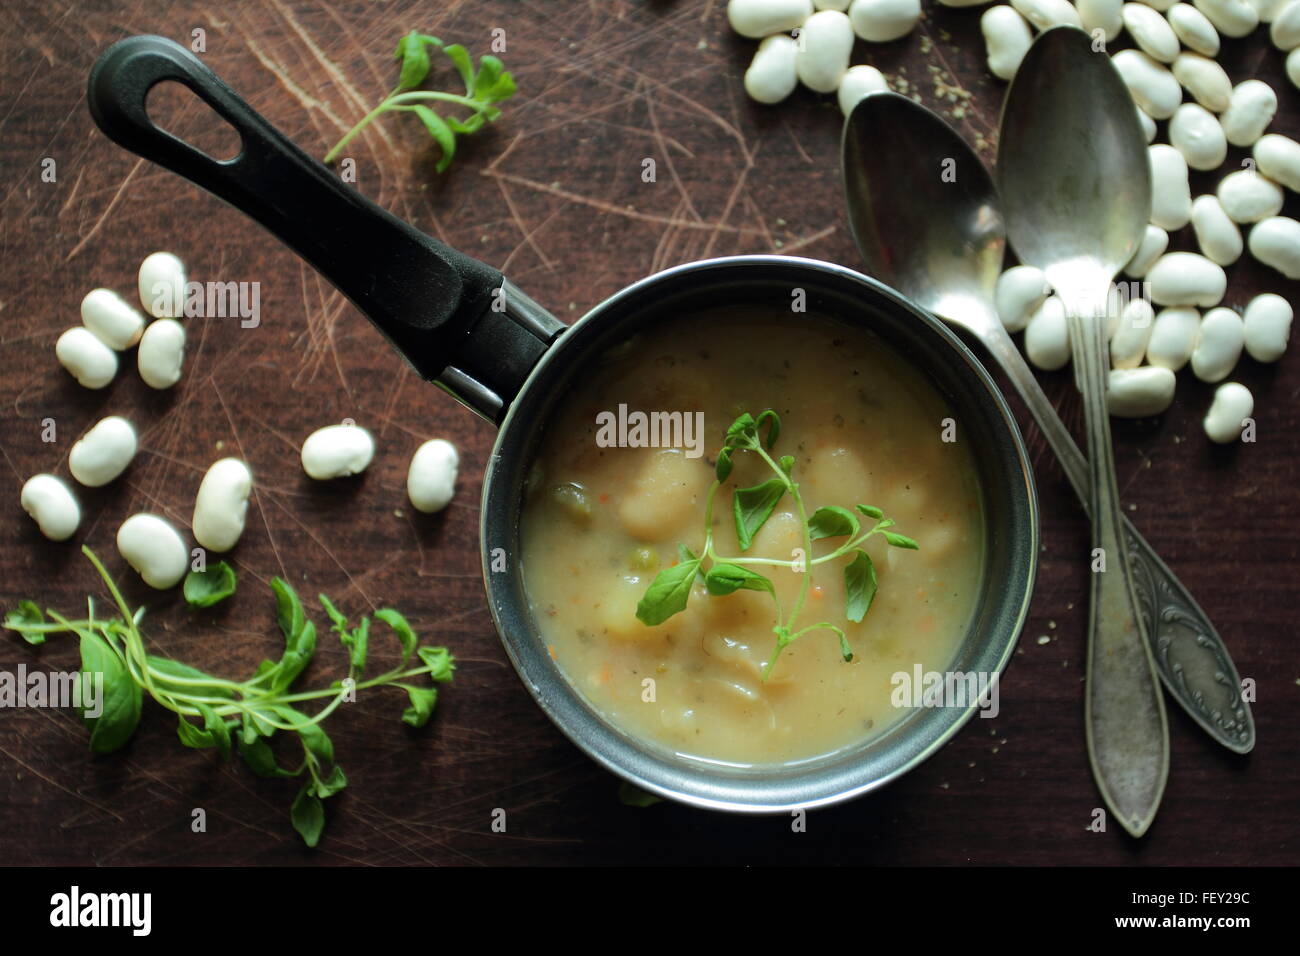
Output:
[{"xmin": 86, "ymin": 34, "xmax": 564, "ymax": 423}]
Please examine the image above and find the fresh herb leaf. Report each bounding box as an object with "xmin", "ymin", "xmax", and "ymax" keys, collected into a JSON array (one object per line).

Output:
[
  {"xmin": 883, "ymin": 531, "xmax": 920, "ymax": 550},
  {"xmin": 715, "ymin": 446, "xmax": 734, "ymax": 482},
  {"xmin": 733, "ymin": 478, "xmax": 786, "ymax": 551},
  {"xmin": 400, "ymin": 684, "xmax": 439, "ymax": 727},
  {"xmin": 755, "ymin": 409, "xmax": 781, "ymax": 449},
  {"xmin": 183, "ymin": 561, "xmax": 236, "ymax": 608},
  {"xmin": 290, "ymin": 785, "xmax": 326, "ymax": 848},
  {"xmin": 843, "ymin": 549, "xmax": 878, "ymax": 624},
  {"xmin": 704, "ymin": 563, "xmax": 774, "ymax": 597},
  {"xmin": 807, "ymin": 505, "xmax": 860, "ymax": 541},
  {"xmin": 417, "ymin": 646, "xmax": 455, "ymax": 682},
  {"xmin": 374, "ymin": 608, "xmax": 417, "ymax": 664},
  {"xmin": 856, "ymin": 504, "xmax": 884, "ymax": 519},
  {"xmin": 5, "ymin": 600, "xmax": 46, "ymax": 644},
  {"xmin": 77, "ymin": 629, "xmax": 142, "ymax": 754},
  {"xmin": 635, "ymin": 557, "xmax": 701, "ymax": 626}
]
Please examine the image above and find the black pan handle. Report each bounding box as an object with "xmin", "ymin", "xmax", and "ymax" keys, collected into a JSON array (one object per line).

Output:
[{"xmin": 87, "ymin": 35, "xmax": 562, "ymax": 423}]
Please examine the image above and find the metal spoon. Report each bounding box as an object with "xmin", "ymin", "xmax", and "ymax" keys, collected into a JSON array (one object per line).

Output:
[{"xmin": 841, "ymin": 91, "xmax": 1254, "ymax": 765}]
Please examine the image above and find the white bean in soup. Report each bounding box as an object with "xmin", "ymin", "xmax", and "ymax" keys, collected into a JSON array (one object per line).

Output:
[{"xmin": 519, "ymin": 315, "xmax": 985, "ymax": 765}]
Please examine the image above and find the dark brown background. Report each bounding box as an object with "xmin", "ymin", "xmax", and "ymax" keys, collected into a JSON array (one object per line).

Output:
[{"xmin": 0, "ymin": 0, "xmax": 1295, "ymax": 866}]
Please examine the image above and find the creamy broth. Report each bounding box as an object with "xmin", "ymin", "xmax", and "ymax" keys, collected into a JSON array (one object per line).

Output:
[{"xmin": 519, "ymin": 313, "xmax": 984, "ymax": 765}]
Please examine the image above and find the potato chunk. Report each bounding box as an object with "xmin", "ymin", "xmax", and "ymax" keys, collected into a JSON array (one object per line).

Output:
[{"xmin": 618, "ymin": 448, "xmax": 712, "ymax": 541}]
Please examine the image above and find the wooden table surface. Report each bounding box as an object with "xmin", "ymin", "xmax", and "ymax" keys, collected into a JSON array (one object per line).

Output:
[{"xmin": 0, "ymin": 0, "xmax": 1296, "ymax": 866}]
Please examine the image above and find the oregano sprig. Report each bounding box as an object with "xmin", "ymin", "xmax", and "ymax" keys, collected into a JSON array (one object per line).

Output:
[{"xmin": 634, "ymin": 411, "xmax": 919, "ymax": 680}]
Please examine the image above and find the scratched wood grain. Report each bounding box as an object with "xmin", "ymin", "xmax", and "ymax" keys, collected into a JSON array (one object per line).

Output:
[{"xmin": 0, "ymin": 0, "xmax": 1296, "ymax": 866}]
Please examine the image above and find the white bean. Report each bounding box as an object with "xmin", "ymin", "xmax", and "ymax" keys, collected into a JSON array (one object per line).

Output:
[
  {"xmin": 117, "ymin": 514, "xmax": 188, "ymax": 589},
  {"xmin": 995, "ymin": 266, "xmax": 1050, "ymax": 333},
  {"xmin": 407, "ymin": 439, "xmax": 460, "ymax": 514},
  {"xmin": 1146, "ymin": 307, "xmax": 1201, "ymax": 369},
  {"xmin": 301, "ymin": 424, "xmax": 376, "ymax": 479},
  {"xmin": 1146, "ymin": 252, "xmax": 1226, "ymax": 307},
  {"xmin": 745, "ymin": 35, "xmax": 799, "ymax": 104},
  {"xmin": 1191, "ymin": 306, "xmax": 1245, "ymax": 381},
  {"xmin": 1079, "ymin": 0, "xmax": 1125, "ymax": 39},
  {"xmin": 1167, "ymin": 4, "xmax": 1221, "ymax": 55},
  {"xmin": 1125, "ymin": 224, "xmax": 1169, "ymax": 277},
  {"xmin": 1010, "ymin": 0, "xmax": 1082, "ymax": 29},
  {"xmin": 1192, "ymin": 0, "xmax": 1259, "ymax": 35},
  {"xmin": 1136, "ymin": 106, "xmax": 1157, "ymax": 143},
  {"xmin": 847, "ymin": 0, "xmax": 920, "ymax": 43},
  {"xmin": 1242, "ymin": 292, "xmax": 1292, "ymax": 361},
  {"xmin": 1107, "ymin": 367, "xmax": 1177, "ymax": 417},
  {"xmin": 1271, "ymin": 0, "xmax": 1300, "ymax": 46},
  {"xmin": 69, "ymin": 416, "xmax": 137, "ymax": 487},
  {"xmin": 1149, "ymin": 145, "xmax": 1192, "ymax": 230},
  {"xmin": 1168, "ymin": 103, "xmax": 1227, "ymax": 170},
  {"xmin": 1248, "ymin": 0, "xmax": 1291, "ymax": 20},
  {"xmin": 20, "ymin": 474, "xmax": 80, "ymax": 541},
  {"xmin": 1220, "ymin": 80, "xmax": 1276, "ymax": 147},
  {"xmin": 1248, "ymin": 216, "xmax": 1300, "ymax": 278},
  {"xmin": 837, "ymin": 65, "xmax": 889, "ymax": 116},
  {"xmin": 938, "ymin": 0, "xmax": 998, "ymax": 5},
  {"xmin": 138, "ymin": 252, "xmax": 187, "ymax": 319},
  {"xmin": 1135, "ymin": 0, "xmax": 1177, "ymax": 9},
  {"xmin": 1217, "ymin": 168, "xmax": 1284, "ymax": 223},
  {"xmin": 80, "ymin": 289, "xmax": 145, "ymax": 350},
  {"xmin": 1024, "ymin": 297, "xmax": 1071, "ymax": 370},
  {"xmin": 728, "ymin": 0, "xmax": 814, "ymax": 38},
  {"xmin": 1288, "ymin": 47, "xmax": 1300, "ymax": 88},
  {"xmin": 136, "ymin": 318, "xmax": 186, "ymax": 389},
  {"xmin": 797, "ymin": 9, "xmax": 854, "ymax": 92},
  {"xmin": 815, "ymin": 0, "xmax": 851, "ymax": 8},
  {"xmin": 55, "ymin": 327, "xmax": 118, "ymax": 389},
  {"xmin": 1123, "ymin": 3, "xmax": 1181, "ymax": 60},
  {"xmin": 1113, "ymin": 51, "xmax": 1182, "ymax": 120},
  {"xmin": 1171, "ymin": 53, "xmax": 1232, "ymax": 111},
  {"xmin": 1253, "ymin": 134, "xmax": 1300, "ymax": 191},
  {"xmin": 193, "ymin": 458, "xmax": 253, "ymax": 552},
  {"xmin": 1190, "ymin": 194, "xmax": 1243, "ymax": 265},
  {"xmin": 1203, "ymin": 382, "xmax": 1254, "ymax": 443},
  {"xmin": 982, "ymin": 6, "xmax": 1033, "ymax": 81},
  {"xmin": 1111, "ymin": 298, "xmax": 1156, "ymax": 369}
]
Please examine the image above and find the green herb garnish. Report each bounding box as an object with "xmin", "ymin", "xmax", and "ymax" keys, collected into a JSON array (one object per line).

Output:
[
  {"xmin": 323, "ymin": 30, "xmax": 516, "ymax": 172},
  {"xmin": 635, "ymin": 411, "xmax": 918, "ymax": 681},
  {"xmin": 3, "ymin": 547, "xmax": 454, "ymax": 847},
  {"xmin": 183, "ymin": 561, "xmax": 236, "ymax": 608}
]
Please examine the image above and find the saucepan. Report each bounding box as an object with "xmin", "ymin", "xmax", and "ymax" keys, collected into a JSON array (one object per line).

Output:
[{"xmin": 87, "ymin": 35, "xmax": 1037, "ymax": 811}]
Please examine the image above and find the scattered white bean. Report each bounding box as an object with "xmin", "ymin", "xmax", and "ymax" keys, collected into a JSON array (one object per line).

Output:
[
  {"xmin": 1271, "ymin": 0, "xmax": 1300, "ymax": 46},
  {"xmin": 136, "ymin": 318, "xmax": 186, "ymax": 389},
  {"xmin": 1203, "ymin": 382, "xmax": 1254, "ymax": 442},
  {"xmin": 995, "ymin": 265, "xmax": 1051, "ymax": 333},
  {"xmin": 1192, "ymin": 0, "xmax": 1260, "ymax": 36},
  {"xmin": 982, "ymin": 6, "xmax": 1034, "ymax": 81},
  {"xmin": 301, "ymin": 424, "xmax": 376, "ymax": 480},
  {"xmin": 1136, "ymin": 106, "xmax": 1158, "ymax": 143},
  {"xmin": 815, "ymin": 0, "xmax": 851, "ymax": 8},
  {"xmin": 938, "ymin": 0, "xmax": 994, "ymax": 5},
  {"xmin": 1147, "ymin": 307, "xmax": 1202, "ymax": 369},
  {"xmin": 1167, "ymin": 3, "xmax": 1221, "ymax": 55},
  {"xmin": 1220, "ymin": 80, "xmax": 1277, "ymax": 147},
  {"xmin": 1217, "ymin": 168, "xmax": 1284, "ymax": 223},
  {"xmin": 728, "ymin": 0, "xmax": 814, "ymax": 38},
  {"xmin": 1079, "ymin": 0, "xmax": 1125, "ymax": 39},
  {"xmin": 1253, "ymin": 134, "xmax": 1300, "ymax": 191},
  {"xmin": 1123, "ymin": 3, "xmax": 1182, "ymax": 61},
  {"xmin": 20, "ymin": 474, "xmax": 80, "ymax": 541},
  {"xmin": 1125, "ymin": 224, "xmax": 1170, "ymax": 277},
  {"xmin": 193, "ymin": 458, "xmax": 253, "ymax": 552},
  {"xmin": 1191, "ymin": 306, "xmax": 1245, "ymax": 381},
  {"xmin": 1112, "ymin": 298, "xmax": 1156, "ymax": 369},
  {"xmin": 1113, "ymin": 50, "xmax": 1182, "ymax": 120},
  {"xmin": 847, "ymin": 0, "xmax": 920, "ymax": 43},
  {"xmin": 1024, "ymin": 296, "xmax": 1071, "ymax": 370},
  {"xmin": 1135, "ymin": 0, "xmax": 1178, "ymax": 10},
  {"xmin": 1242, "ymin": 292, "xmax": 1292, "ymax": 361},
  {"xmin": 55, "ymin": 327, "xmax": 118, "ymax": 389},
  {"xmin": 1168, "ymin": 103, "xmax": 1227, "ymax": 170},
  {"xmin": 1107, "ymin": 367, "xmax": 1177, "ymax": 417},
  {"xmin": 1171, "ymin": 53, "xmax": 1232, "ymax": 111},
  {"xmin": 1149, "ymin": 145, "xmax": 1192, "ymax": 230},
  {"xmin": 1288, "ymin": 47, "xmax": 1300, "ymax": 88},
  {"xmin": 138, "ymin": 252, "xmax": 187, "ymax": 319},
  {"xmin": 1190, "ymin": 194, "xmax": 1243, "ymax": 265},
  {"xmin": 744, "ymin": 35, "xmax": 799, "ymax": 105},
  {"xmin": 80, "ymin": 289, "xmax": 144, "ymax": 350},
  {"xmin": 69, "ymin": 416, "xmax": 137, "ymax": 488},
  {"xmin": 837, "ymin": 65, "xmax": 889, "ymax": 116},
  {"xmin": 1146, "ymin": 252, "xmax": 1227, "ymax": 307},
  {"xmin": 407, "ymin": 439, "xmax": 460, "ymax": 514},
  {"xmin": 117, "ymin": 514, "xmax": 188, "ymax": 589},
  {"xmin": 797, "ymin": 9, "xmax": 855, "ymax": 92},
  {"xmin": 1248, "ymin": 216, "xmax": 1300, "ymax": 277},
  {"xmin": 1011, "ymin": 0, "xmax": 1082, "ymax": 28},
  {"xmin": 1248, "ymin": 0, "xmax": 1291, "ymax": 20}
]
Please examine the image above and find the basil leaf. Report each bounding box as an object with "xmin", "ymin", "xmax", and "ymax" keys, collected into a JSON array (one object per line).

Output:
[
  {"xmin": 417, "ymin": 646, "xmax": 455, "ymax": 682},
  {"xmin": 78, "ymin": 630, "xmax": 141, "ymax": 754},
  {"xmin": 755, "ymin": 409, "xmax": 781, "ymax": 449},
  {"xmin": 843, "ymin": 549, "xmax": 878, "ymax": 624},
  {"xmin": 236, "ymin": 733, "xmax": 295, "ymax": 778},
  {"xmin": 635, "ymin": 558, "xmax": 701, "ymax": 626},
  {"xmin": 856, "ymin": 504, "xmax": 884, "ymax": 519},
  {"xmin": 779, "ymin": 454, "xmax": 795, "ymax": 475},
  {"xmin": 183, "ymin": 561, "xmax": 236, "ymax": 608},
  {"xmin": 344, "ymin": 616, "xmax": 369, "ymax": 673},
  {"xmin": 732, "ymin": 478, "xmax": 786, "ymax": 551},
  {"xmin": 410, "ymin": 105, "xmax": 456, "ymax": 173},
  {"xmin": 146, "ymin": 655, "xmax": 236, "ymax": 700},
  {"xmin": 176, "ymin": 704, "xmax": 229, "ymax": 759},
  {"xmin": 275, "ymin": 706, "xmax": 334, "ymax": 767},
  {"xmin": 375, "ymin": 608, "xmax": 417, "ymax": 664},
  {"xmin": 883, "ymin": 531, "xmax": 920, "ymax": 550},
  {"xmin": 270, "ymin": 578, "xmax": 306, "ymax": 646},
  {"xmin": 715, "ymin": 446, "xmax": 734, "ymax": 482},
  {"xmin": 6, "ymin": 600, "xmax": 46, "ymax": 644},
  {"xmin": 290, "ymin": 785, "xmax": 326, "ymax": 848},
  {"xmin": 807, "ymin": 505, "xmax": 860, "ymax": 541},
  {"xmin": 442, "ymin": 42, "xmax": 475, "ymax": 92},
  {"xmin": 314, "ymin": 765, "xmax": 348, "ymax": 799},
  {"xmin": 725, "ymin": 412, "xmax": 757, "ymax": 447},
  {"xmin": 270, "ymin": 621, "xmax": 316, "ymax": 693},
  {"xmin": 704, "ymin": 563, "xmax": 775, "ymax": 597},
  {"xmin": 401, "ymin": 684, "xmax": 439, "ymax": 727},
  {"xmin": 317, "ymin": 593, "xmax": 348, "ymax": 634},
  {"xmin": 393, "ymin": 30, "xmax": 432, "ymax": 92}
]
